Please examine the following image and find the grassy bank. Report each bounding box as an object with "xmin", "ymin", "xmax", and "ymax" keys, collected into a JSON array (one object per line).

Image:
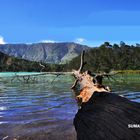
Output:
[
  {"xmin": 112, "ymin": 70, "xmax": 140, "ymax": 74},
  {"xmin": 109, "ymin": 70, "xmax": 140, "ymax": 83}
]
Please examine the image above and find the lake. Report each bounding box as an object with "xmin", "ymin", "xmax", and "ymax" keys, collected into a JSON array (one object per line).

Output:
[{"xmin": 0, "ymin": 72, "xmax": 140, "ymax": 140}]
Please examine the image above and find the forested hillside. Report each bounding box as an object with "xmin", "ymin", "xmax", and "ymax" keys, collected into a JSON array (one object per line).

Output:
[
  {"xmin": 64, "ymin": 42, "xmax": 140, "ymax": 72},
  {"xmin": 0, "ymin": 51, "xmax": 64, "ymax": 72}
]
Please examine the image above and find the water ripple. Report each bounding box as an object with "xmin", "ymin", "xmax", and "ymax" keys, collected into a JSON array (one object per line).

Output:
[{"xmin": 0, "ymin": 74, "xmax": 139, "ymax": 139}]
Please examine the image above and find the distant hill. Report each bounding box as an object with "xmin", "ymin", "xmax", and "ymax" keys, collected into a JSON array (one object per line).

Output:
[{"xmin": 0, "ymin": 42, "xmax": 89, "ymax": 64}]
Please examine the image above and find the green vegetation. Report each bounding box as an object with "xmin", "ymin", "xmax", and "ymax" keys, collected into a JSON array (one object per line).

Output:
[
  {"xmin": 113, "ymin": 70, "xmax": 140, "ymax": 74},
  {"xmin": 64, "ymin": 42, "xmax": 140, "ymax": 73},
  {"xmin": 0, "ymin": 52, "xmax": 64, "ymax": 72}
]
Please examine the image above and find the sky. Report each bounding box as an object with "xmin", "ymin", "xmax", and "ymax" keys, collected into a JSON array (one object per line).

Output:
[{"xmin": 0, "ymin": 0, "xmax": 140, "ymax": 46}]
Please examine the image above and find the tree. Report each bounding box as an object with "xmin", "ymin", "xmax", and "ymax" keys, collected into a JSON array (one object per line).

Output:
[{"xmin": 120, "ymin": 41, "xmax": 125, "ymax": 47}]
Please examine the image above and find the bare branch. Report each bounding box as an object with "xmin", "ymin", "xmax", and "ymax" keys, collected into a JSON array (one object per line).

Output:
[
  {"xmin": 78, "ymin": 50, "xmax": 86, "ymax": 72},
  {"xmin": 71, "ymin": 79, "xmax": 78, "ymax": 89},
  {"xmin": 39, "ymin": 63, "xmax": 45, "ymax": 72},
  {"xmin": 71, "ymin": 50, "xmax": 86, "ymax": 89},
  {"xmin": 97, "ymin": 71, "xmax": 122, "ymax": 77},
  {"xmin": 94, "ymin": 72, "xmax": 122, "ymax": 84},
  {"xmin": 51, "ymin": 74, "xmax": 61, "ymax": 84}
]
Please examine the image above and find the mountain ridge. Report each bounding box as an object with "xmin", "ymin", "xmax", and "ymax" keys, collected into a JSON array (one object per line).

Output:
[{"xmin": 0, "ymin": 42, "xmax": 90, "ymax": 64}]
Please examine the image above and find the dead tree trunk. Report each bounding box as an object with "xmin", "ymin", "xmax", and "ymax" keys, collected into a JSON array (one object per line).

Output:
[
  {"xmin": 71, "ymin": 50, "xmax": 140, "ymax": 140},
  {"xmin": 74, "ymin": 92, "xmax": 140, "ymax": 140},
  {"xmin": 71, "ymin": 50, "xmax": 110, "ymax": 102}
]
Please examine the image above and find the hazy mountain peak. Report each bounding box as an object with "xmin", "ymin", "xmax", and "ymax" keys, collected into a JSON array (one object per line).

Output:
[{"xmin": 0, "ymin": 42, "xmax": 89, "ymax": 63}]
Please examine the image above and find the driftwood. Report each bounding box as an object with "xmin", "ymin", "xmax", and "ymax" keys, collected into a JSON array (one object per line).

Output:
[
  {"xmin": 8, "ymin": 72, "xmax": 72, "ymax": 83},
  {"xmin": 71, "ymin": 50, "xmax": 140, "ymax": 140},
  {"xmin": 71, "ymin": 50, "xmax": 111, "ymax": 102}
]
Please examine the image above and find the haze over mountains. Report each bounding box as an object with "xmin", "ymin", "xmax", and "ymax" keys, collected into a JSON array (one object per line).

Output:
[{"xmin": 0, "ymin": 42, "xmax": 89, "ymax": 64}]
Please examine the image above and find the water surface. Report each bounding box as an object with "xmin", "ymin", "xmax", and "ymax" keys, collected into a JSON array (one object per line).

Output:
[{"xmin": 0, "ymin": 72, "xmax": 140, "ymax": 140}]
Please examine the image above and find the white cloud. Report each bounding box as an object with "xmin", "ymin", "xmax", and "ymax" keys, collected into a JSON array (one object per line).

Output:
[
  {"xmin": 0, "ymin": 35, "xmax": 6, "ymax": 44},
  {"xmin": 75, "ymin": 38, "xmax": 86, "ymax": 44},
  {"xmin": 40, "ymin": 39, "xmax": 56, "ymax": 43}
]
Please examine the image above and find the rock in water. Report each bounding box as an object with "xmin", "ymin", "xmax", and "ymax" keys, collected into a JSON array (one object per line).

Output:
[{"xmin": 74, "ymin": 92, "xmax": 140, "ymax": 140}]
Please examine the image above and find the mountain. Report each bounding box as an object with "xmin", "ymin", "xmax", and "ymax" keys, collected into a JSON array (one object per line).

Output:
[{"xmin": 0, "ymin": 42, "xmax": 89, "ymax": 64}]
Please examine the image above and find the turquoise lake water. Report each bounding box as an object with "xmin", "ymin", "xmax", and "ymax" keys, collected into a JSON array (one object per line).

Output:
[
  {"xmin": 0, "ymin": 72, "xmax": 140, "ymax": 140},
  {"xmin": 0, "ymin": 72, "xmax": 41, "ymax": 77}
]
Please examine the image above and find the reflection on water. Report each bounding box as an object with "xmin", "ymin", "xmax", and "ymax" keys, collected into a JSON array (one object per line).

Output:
[{"xmin": 0, "ymin": 73, "xmax": 140, "ymax": 140}]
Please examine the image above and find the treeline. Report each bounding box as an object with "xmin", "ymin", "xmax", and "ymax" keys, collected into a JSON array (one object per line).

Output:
[{"xmin": 64, "ymin": 42, "xmax": 140, "ymax": 72}]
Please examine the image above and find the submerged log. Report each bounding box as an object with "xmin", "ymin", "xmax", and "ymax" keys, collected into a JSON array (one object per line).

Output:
[{"xmin": 74, "ymin": 92, "xmax": 140, "ymax": 140}]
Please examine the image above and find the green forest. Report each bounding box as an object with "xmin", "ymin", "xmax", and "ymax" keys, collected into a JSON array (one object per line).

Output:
[
  {"xmin": 64, "ymin": 42, "xmax": 140, "ymax": 73},
  {"xmin": 0, "ymin": 52, "xmax": 63, "ymax": 72}
]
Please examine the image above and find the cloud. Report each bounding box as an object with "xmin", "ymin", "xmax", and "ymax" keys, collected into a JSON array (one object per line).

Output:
[
  {"xmin": 40, "ymin": 39, "xmax": 56, "ymax": 43},
  {"xmin": 75, "ymin": 38, "xmax": 86, "ymax": 44},
  {"xmin": 0, "ymin": 35, "xmax": 6, "ymax": 44}
]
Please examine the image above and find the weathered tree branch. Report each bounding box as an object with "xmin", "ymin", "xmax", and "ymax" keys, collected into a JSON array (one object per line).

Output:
[
  {"xmin": 39, "ymin": 63, "xmax": 46, "ymax": 72},
  {"xmin": 71, "ymin": 50, "xmax": 110, "ymax": 103},
  {"xmin": 78, "ymin": 50, "xmax": 86, "ymax": 73},
  {"xmin": 71, "ymin": 50, "xmax": 87, "ymax": 89},
  {"xmin": 71, "ymin": 79, "xmax": 78, "ymax": 89}
]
